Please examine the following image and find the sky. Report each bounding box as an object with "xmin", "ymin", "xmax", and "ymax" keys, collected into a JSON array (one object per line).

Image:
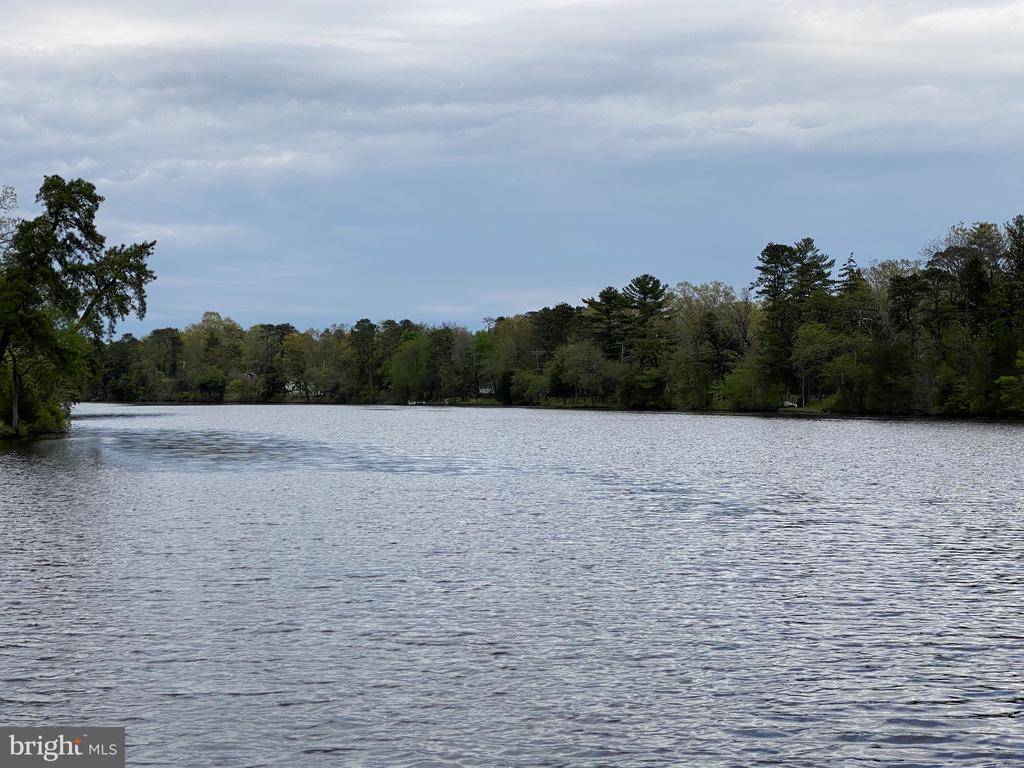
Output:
[{"xmin": 2, "ymin": 1, "xmax": 1023, "ymax": 334}]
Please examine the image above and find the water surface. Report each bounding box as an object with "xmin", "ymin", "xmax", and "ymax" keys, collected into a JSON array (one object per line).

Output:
[{"xmin": 2, "ymin": 404, "xmax": 1022, "ymax": 766}]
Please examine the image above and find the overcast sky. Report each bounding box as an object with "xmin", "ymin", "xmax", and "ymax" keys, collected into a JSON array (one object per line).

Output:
[{"xmin": 2, "ymin": 1, "xmax": 1023, "ymax": 333}]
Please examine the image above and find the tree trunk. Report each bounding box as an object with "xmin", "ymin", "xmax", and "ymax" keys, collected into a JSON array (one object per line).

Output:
[
  {"xmin": 0, "ymin": 329, "xmax": 10, "ymax": 369},
  {"xmin": 11, "ymin": 354, "xmax": 20, "ymax": 434}
]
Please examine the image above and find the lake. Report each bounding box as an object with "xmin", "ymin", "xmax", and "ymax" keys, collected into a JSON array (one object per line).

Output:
[{"xmin": 1, "ymin": 403, "xmax": 1022, "ymax": 766}]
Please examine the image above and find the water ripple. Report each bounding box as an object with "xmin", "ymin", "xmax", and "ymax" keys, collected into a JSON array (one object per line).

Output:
[{"xmin": 1, "ymin": 403, "xmax": 1022, "ymax": 767}]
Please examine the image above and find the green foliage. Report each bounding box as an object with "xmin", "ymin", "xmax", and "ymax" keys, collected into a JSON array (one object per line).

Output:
[
  {"xmin": 714, "ymin": 351, "xmax": 776, "ymax": 411},
  {"xmin": 792, "ymin": 322, "xmax": 839, "ymax": 405},
  {"xmin": 622, "ymin": 273, "xmax": 671, "ymax": 368},
  {"xmin": 389, "ymin": 331, "xmax": 430, "ymax": 401},
  {"xmin": 1, "ymin": 177, "xmax": 155, "ymax": 435},
  {"xmin": 667, "ymin": 282, "xmax": 752, "ymax": 409},
  {"xmin": 77, "ymin": 213, "xmax": 1024, "ymax": 421},
  {"xmin": 195, "ymin": 365, "xmax": 227, "ymax": 401},
  {"xmin": 511, "ymin": 369, "xmax": 549, "ymax": 404},
  {"xmin": 582, "ymin": 287, "xmax": 627, "ymax": 359},
  {"xmin": 546, "ymin": 342, "xmax": 620, "ymax": 402},
  {"xmin": 996, "ymin": 351, "xmax": 1024, "ymax": 414},
  {"xmin": 619, "ymin": 366, "xmax": 668, "ymax": 410}
]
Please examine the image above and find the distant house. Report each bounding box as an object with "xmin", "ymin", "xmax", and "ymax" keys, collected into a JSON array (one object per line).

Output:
[{"xmin": 478, "ymin": 386, "xmax": 495, "ymax": 395}]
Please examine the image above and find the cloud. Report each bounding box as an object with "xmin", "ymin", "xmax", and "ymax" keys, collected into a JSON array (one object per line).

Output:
[
  {"xmin": 1, "ymin": 1, "xmax": 1022, "ymax": 330},
  {"xmin": 3, "ymin": 0, "xmax": 1023, "ymax": 185},
  {"xmin": 104, "ymin": 219, "xmax": 251, "ymax": 247}
]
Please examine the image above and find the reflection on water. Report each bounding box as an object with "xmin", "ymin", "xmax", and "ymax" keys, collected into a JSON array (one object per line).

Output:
[
  {"xmin": 72, "ymin": 410, "xmax": 175, "ymax": 420},
  {"xmin": 1, "ymin": 403, "xmax": 1023, "ymax": 767},
  {"xmin": 102, "ymin": 427, "xmax": 483, "ymax": 474}
]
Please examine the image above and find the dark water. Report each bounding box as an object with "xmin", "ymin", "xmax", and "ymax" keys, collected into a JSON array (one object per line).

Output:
[{"xmin": 2, "ymin": 403, "xmax": 1023, "ymax": 767}]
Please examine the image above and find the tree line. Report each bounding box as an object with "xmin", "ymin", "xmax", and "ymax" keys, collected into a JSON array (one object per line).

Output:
[
  {"xmin": 91, "ymin": 217, "xmax": 1024, "ymax": 418},
  {"xmin": 4, "ymin": 175, "xmax": 1024, "ymax": 436}
]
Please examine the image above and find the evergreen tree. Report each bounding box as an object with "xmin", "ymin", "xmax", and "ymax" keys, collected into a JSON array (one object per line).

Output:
[
  {"xmin": 582, "ymin": 286, "xmax": 627, "ymax": 360},
  {"xmin": 838, "ymin": 253, "xmax": 865, "ymax": 294},
  {"xmin": 75, "ymin": 211, "xmax": 1024, "ymax": 420},
  {"xmin": 622, "ymin": 273, "xmax": 670, "ymax": 369},
  {"xmin": 1, "ymin": 176, "xmax": 155, "ymax": 434},
  {"xmin": 752, "ymin": 242, "xmax": 799, "ymax": 400}
]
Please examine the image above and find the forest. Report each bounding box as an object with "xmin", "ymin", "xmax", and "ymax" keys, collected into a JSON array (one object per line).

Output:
[
  {"xmin": 4, "ymin": 175, "xmax": 1024, "ymax": 436},
  {"xmin": 90, "ymin": 218, "xmax": 1024, "ymax": 418}
]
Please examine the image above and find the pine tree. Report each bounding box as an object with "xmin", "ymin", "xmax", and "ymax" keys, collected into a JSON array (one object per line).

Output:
[
  {"xmin": 621, "ymin": 274, "xmax": 670, "ymax": 369},
  {"xmin": 582, "ymin": 286, "xmax": 627, "ymax": 360},
  {"xmin": 792, "ymin": 237, "xmax": 835, "ymax": 302},
  {"xmin": 752, "ymin": 242, "xmax": 800, "ymax": 400},
  {"xmin": 838, "ymin": 253, "xmax": 865, "ymax": 294}
]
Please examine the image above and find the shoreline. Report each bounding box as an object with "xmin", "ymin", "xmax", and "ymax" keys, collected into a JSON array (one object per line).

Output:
[{"xmin": 76, "ymin": 399, "xmax": 1024, "ymax": 426}]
